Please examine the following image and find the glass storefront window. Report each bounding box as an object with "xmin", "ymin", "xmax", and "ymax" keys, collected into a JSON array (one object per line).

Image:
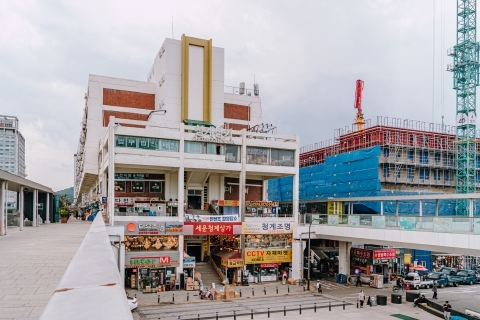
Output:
[
  {"xmin": 247, "ymin": 147, "xmax": 268, "ymax": 165},
  {"xmin": 225, "ymin": 145, "xmax": 240, "ymax": 163},
  {"xmin": 245, "ymin": 235, "xmax": 292, "ymax": 249},
  {"xmin": 126, "ymin": 136, "xmax": 138, "ymax": 148},
  {"xmin": 124, "ymin": 235, "xmax": 179, "ymax": 251},
  {"xmin": 271, "ymin": 149, "xmax": 294, "ymax": 167}
]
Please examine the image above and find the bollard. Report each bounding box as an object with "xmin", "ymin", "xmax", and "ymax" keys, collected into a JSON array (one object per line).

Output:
[
  {"xmin": 234, "ymin": 311, "xmax": 236, "ymax": 320},
  {"xmin": 268, "ymin": 308, "xmax": 270, "ymax": 318},
  {"xmin": 173, "ymin": 293, "xmax": 175, "ymax": 303},
  {"xmin": 284, "ymin": 306, "xmax": 286, "ymax": 316},
  {"xmin": 329, "ymin": 302, "xmax": 331, "ymax": 311},
  {"xmin": 264, "ymin": 287, "xmax": 266, "ymax": 295},
  {"xmin": 276, "ymin": 286, "xmax": 278, "ymax": 294},
  {"xmin": 370, "ymin": 296, "xmax": 372, "ymax": 308},
  {"xmin": 356, "ymin": 301, "xmax": 359, "ymax": 309},
  {"xmin": 343, "ymin": 301, "xmax": 345, "ymax": 310},
  {"xmin": 288, "ymin": 286, "xmax": 290, "ymax": 293},
  {"xmin": 240, "ymin": 289, "xmax": 242, "ymax": 297},
  {"xmin": 158, "ymin": 295, "xmax": 160, "ymax": 304},
  {"xmin": 314, "ymin": 303, "xmax": 316, "ymax": 313},
  {"xmin": 252, "ymin": 288, "xmax": 254, "ymax": 296},
  {"xmin": 251, "ymin": 309, "xmax": 253, "ymax": 320},
  {"xmin": 216, "ymin": 312, "xmax": 218, "ymax": 320},
  {"xmin": 178, "ymin": 316, "xmax": 180, "ymax": 320},
  {"xmin": 299, "ymin": 305, "xmax": 302, "ymax": 315},
  {"xmin": 187, "ymin": 293, "xmax": 189, "ymax": 301},
  {"xmin": 135, "ymin": 294, "xmax": 137, "ymax": 298},
  {"xmin": 198, "ymin": 315, "xmax": 200, "ymax": 320},
  {"xmin": 303, "ymin": 285, "xmax": 305, "ymax": 292}
]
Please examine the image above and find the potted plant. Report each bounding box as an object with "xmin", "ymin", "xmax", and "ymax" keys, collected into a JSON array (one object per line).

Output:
[
  {"xmin": 59, "ymin": 207, "xmax": 70, "ymax": 223},
  {"xmin": 59, "ymin": 194, "xmax": 71, "ymax": 223}
]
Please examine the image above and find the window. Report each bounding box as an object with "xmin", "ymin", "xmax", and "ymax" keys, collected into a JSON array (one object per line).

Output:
[
  {"xmin": 247, "ymin": 147, "xmax": 268, "ymax": 165},
  {"xmin": 435, "ymin": 153, "xmax": 440, "ymax": 163},
  {"xmin": 131, "ymin": 181, "xmax": 144, "ymax": 193},
  {"xmin": 445, "ymin": 170, "xmax": 451, "ymax": 181},
  {"xmin": 138, "ymin": 137, "xmax": 158, "ymax": 150},
  {"xmin": 419, "ymin": 151, "xmax": 429, "ymax": 164},
  {"xmin": 115, "ymin": 135, "xmax": 178, "ymax": 152},
  {"xmin": 407, "ymin": 150, "xmax": 414, "ymax": 160},
  {"xmin": 407, "ymin": 166, "xmax": 414, "ymax": 179},
  {"xmin": 160, "ymin": 139, "xmax": 179, "ymax": 151},
  {"xmin": 271, "ymin": 149, "xmax": 294, "ymax": 166},
  {"xmin": 126, "ymin": 136, "xmax": 138, "ymax": 148},
  {"xmin": 433, "ymin": 169, "xmax": 441, "ymax": 181},
  {"xmin": 225, "ymin": 145, "xmax": 240, "ymax": 163},
  {"xmin": 184, "ymin": 141, "xmax": 203, "ymax": 153},
  {"xmin": 419, "ymin": 168, "xmax": 429, "ymax": 180},
  {"xmin": 383, "ymin": 165, "xmax": 390, "ymax": 177},
  {"xmin": 383, "ymin": 148, "xmax": 390, "ymax": 158}
]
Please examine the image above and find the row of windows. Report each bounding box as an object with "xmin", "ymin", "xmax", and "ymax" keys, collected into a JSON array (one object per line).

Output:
[
  {"xmin": 383, "ymin": 165, "xmax": 454, "ymax": 181},
  {"xmin": 115, "ymin": 135, "xmax": 295, "ymax": 167},
  {"xmin": 115, "ymin": 135, "xmax": 179, "ymax": 152}
]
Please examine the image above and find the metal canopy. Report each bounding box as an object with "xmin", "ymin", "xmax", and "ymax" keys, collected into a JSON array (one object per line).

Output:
[
  {"xmin": 0, "ymin": 169, "xmax": 54, "ymax": 193},
  {"xmin": 183, "ymin": 119, "xmax": 215, "ymax": 127}
]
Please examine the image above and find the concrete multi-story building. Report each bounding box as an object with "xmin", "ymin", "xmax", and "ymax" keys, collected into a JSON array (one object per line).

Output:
[
  {"xmin": 0, "ymin": 115, "xmax": 26, "ymax": 213},
  {"xmin": 74, "ymin": 35, "xmax": 299, "ymax": 288}
]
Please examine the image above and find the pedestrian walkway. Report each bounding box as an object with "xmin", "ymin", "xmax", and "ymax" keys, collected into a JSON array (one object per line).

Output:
[
  {"xmin": 195, "ymin": 262, "xmax": 222, "ymax": 288},
  {"xmin": 0, "ymin": 218, "xmax": 91, "ymax": 320},
  {"xmin": 317, "ymin": 279, "xmax": 349, "ymax": 291}
]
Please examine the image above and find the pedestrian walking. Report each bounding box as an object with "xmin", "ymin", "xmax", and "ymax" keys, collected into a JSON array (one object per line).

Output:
[
  {"xmin": 432, "ymin": 282, "xmax": 438, "ymax": 299},
  {"xmin": 356, "ymin": 274, "xmax": 362, "ymax": 287},
  {"xmin": 316, "ymin": 280, "xmax": 322, "ymax": 294},
  {"xmin": 358, "ymin": 290, "xmax": 365, "ymax": 308},
  {"xmin": 282, "ymin": 271, "xmax": 287, "ymax": 285},
  {"xmin": 443, "ymin": 301, "xmax": 452, "ymax": 320}
]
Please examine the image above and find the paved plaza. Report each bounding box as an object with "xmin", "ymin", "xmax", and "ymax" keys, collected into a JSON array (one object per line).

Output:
[{"xmin": 0, "ymin": 218, "xmax": 91, "ymax": 320}]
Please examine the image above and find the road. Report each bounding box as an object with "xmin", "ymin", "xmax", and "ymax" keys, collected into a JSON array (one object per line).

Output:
[{"xmin": 325, "ymin": 280, "xmax": 480, "ymax": 315}]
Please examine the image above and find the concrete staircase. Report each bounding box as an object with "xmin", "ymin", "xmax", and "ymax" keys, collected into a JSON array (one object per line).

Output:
[{"xmin": 195, "ymin": 262, "xmax": 222, "ymax": 289}]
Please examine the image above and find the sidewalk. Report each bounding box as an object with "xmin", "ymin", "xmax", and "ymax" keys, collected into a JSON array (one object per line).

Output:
[{"xmin": 0, "ymin": 219, "xmax": 91, "ymax": 320}]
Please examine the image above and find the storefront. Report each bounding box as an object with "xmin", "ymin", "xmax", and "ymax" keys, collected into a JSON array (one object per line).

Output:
[
  {"xmin": 218, "ymin": 200, "xmax": 239, "ymax": 215},
  {"xmin": 244, "ymin": 249, "xmax": 293, "ymax": 283},
  {"xmin": 184, "ymin": 235, "xmax": 208, "ymax": 263},
  {"xmin": 350, "ymin": 248, "xmax": 396, "ymax": 278},
  {"xmin": 242, "ymin": 222, "xmax": 294, "ymax": 283},
  {"xmin": 117, "ymin": 221, "xmax": 183, "ymax": 291},
  {"xmin": 245, "ymin": 201, "xmax": 280, "ymax": 218}
]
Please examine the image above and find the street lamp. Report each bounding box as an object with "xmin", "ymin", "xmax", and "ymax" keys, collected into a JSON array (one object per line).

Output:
[{"xmin": 307, "ymin": 217, "xmax": 321, "ymax": 290}]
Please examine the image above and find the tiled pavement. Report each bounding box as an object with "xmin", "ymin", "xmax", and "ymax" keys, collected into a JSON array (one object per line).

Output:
[{"xmin": 0, "ymin": 218, "xmax": 91, "ymax": 320}]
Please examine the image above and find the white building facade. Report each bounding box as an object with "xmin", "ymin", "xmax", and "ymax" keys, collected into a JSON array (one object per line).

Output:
[{"xmin": 75, "ymin": 35, "xmax": 299, "ymax": 288}]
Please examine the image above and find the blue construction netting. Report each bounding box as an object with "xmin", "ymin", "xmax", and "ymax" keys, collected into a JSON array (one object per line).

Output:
[{"xmin": 268, "ymin": 146, "xmax": 477, "ymax": 215}]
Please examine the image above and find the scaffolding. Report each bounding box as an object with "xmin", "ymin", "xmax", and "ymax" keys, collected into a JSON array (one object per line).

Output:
[{"xmin": 300, "ymin": 116, "xmax": 480, "ymax": 191}]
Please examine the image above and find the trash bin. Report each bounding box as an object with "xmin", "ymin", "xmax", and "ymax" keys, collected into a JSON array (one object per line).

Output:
[
  {"xmin": 391, "ymin": 294, "xmax": 402, "ymax": 304},
  {"xmin": 406, "ymin": 291, "xmax": 420, "ymax": 302},
  {"xmin": 377, "ymin": 295, "xmax": 387, "ymax": 306}
]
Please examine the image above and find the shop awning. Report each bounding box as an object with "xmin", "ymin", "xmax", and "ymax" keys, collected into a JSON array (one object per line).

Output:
[
  {"xmin": 183, "ymin": 119, "xmax": 215, "ymax": 127},
  {"xmin": 212, "ymin": 250, "xmax": 241, "ymax": 260}
]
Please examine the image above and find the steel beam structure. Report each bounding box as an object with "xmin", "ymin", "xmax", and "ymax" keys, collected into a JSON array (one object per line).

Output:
[{"xmin": 448, "ymin": 0, "xmax": 479, "ymax": 215}]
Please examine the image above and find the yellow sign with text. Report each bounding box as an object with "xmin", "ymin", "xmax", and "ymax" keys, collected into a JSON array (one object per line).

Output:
[
  {"xmin": 245, "ymin": 249, "xmax": 292, "ymax": 264},
  {"xmin": 221, "ymin": 258, "xmax": 244, "ymax": 268},
  {"xmin": 327, "ymin": 201, "xmax": 343, "ymax": 214}
]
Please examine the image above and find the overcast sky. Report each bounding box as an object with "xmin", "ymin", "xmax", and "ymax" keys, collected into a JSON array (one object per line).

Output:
[{"xmin": 0, "ymin": 0, "xmax": 457, "ymax": 190}]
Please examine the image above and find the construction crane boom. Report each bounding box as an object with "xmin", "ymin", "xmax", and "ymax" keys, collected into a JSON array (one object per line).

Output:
[{"xmin": 354, "ymin": 79, "xmax": 365, "ymax": 130}]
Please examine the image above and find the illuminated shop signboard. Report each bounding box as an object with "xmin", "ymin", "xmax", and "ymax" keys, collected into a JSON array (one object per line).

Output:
[{"xmin": 245, "ymin": 249, "xmax": 292, "ymax": 264}]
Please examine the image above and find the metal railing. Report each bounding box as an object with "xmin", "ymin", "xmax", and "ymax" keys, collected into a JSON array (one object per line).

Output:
[
  {"xmin": 306, "ymin": 214, "xmax": 480, "ymax": 234},
  {"xmin": 39, "ymin": 214, "xmax": 132, "ymax": 320}
]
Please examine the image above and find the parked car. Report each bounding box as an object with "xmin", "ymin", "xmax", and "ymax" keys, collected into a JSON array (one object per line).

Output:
[
  {"xmin": 426, "ymin": 272, "xmax": 461, "ymax": 288},
  {"xmin": 403, "ymin": 272, "xmax": 433, "ymax": 290},
  {"xmin": 454, "ymin": 270, "xmax": 480, "ymax": 285}
]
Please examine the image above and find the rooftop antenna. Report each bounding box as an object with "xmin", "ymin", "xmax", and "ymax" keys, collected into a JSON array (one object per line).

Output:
[{"xmin": 172, "ymin": 16, "xmax": 174, "ymax": 39}]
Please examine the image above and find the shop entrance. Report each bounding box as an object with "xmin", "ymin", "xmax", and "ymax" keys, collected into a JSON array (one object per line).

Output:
[{"xmin": 186, "ymin": 243, "xmax": 202, "ymax": 262}]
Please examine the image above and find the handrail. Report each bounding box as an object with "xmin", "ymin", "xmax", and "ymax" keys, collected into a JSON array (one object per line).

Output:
[{"xmin": 39, "ymin": 215, "xmax": 133, "ymax": 320}]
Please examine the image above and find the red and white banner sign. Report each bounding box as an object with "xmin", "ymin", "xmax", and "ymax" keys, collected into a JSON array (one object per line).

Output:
[{"xmin": 183, "ymin": 222, "xmax": 242, "ymax": 235}]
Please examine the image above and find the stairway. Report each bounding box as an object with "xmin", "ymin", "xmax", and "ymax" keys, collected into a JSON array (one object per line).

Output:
[{"xmin": 195, "ymin": 262, "xmax": 222, "ymax": 289}]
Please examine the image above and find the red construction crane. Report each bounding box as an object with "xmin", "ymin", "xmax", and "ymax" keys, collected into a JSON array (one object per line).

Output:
[{"xmin": 354, "ymin": 79, "xmax": 365, "ymax": 130}]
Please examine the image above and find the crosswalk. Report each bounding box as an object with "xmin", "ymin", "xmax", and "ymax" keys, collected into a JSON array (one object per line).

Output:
[{"xmin": 317, "ymin": 280, "xmax": 350, "ymax": 291}]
